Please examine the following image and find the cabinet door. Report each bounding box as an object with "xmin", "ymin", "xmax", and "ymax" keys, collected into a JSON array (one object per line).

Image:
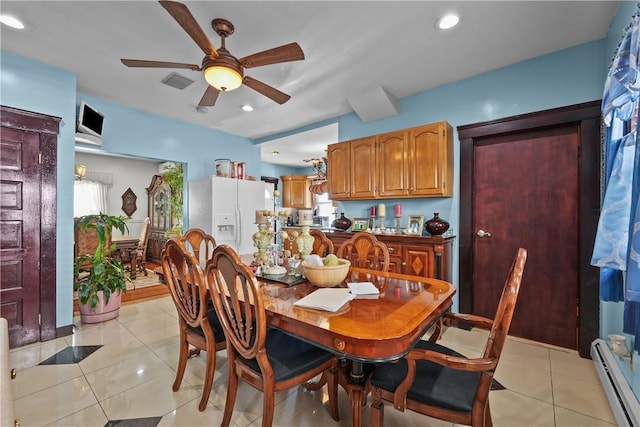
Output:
[
  {"xmin": 291, "ymin": 177, "xmax": 312, "ymax": 208},
  {"xmin": 382, "ymin": 241, "xmax": 404, "ymax": 273},
  {"xmin": 349, "ymin": 136, "xmax": 376, "ymax": 199},
  {"xmin": 327, "ymin": 142, "xmax": 350, "ymax": 199},
  {"xmin": 403, "ymin": 245, "xmax": 436, "ymax": 278},
  {"xmin": 409, "ymin": 122, "xmax": 453, "ymax": 197},
  {"xmin": 281, "ymin": 175, "xmax": 311, "ymax": 208},
  {"xmin": 377, "ymin": 131, "xmax": 409, "ymax": 197}
]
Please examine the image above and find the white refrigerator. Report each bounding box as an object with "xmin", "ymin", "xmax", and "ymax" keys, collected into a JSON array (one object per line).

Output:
[{"xmin": 189, "ymin": 176, "xmax": 273, "ymax": 255}]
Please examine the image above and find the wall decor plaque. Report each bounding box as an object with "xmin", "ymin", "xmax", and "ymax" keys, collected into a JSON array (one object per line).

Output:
[{"xmin": 121, "ymin": 187, "xmax": 137, "ymax": 216}]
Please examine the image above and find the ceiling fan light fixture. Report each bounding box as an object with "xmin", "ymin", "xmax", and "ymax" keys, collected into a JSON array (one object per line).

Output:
[{"xmin": 204, "ymin": 65, "xmax": 242, "ymax": 91}]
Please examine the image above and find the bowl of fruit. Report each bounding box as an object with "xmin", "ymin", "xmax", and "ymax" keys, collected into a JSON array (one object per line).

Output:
[{"xmin": 301, "ymin": 254, "xmax": 351, "ymax": 288}]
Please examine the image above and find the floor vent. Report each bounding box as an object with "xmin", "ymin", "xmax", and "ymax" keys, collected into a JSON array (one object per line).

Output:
[{"xmin": 591, "ymin": 338, "xmax": 639, "ymax": 427}]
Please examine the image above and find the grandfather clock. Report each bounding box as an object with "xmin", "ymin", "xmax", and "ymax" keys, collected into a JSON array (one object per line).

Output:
[{"xmin": 146, "ymin": 174, "xmax": 172, "ymax": 264}]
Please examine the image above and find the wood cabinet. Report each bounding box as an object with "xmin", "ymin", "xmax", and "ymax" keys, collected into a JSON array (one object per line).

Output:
[
  {"xmin": 146, "ymin": 174, "xmax": 172, "ymax": 264},
  {"xmin": 326, "ymin": 142, "xmax": 351, "ymax": 199},
  {"xmin": 324, "ymin": 231, "xmax": 454, "ymax": 281},
  {"xmin": 349, "ymin": 137, "xmax": 377, "ymax": 199},
  {"xmin": 327, "ymin": 121, "xmax": 453, "ymax": 200},
  {"xmin": 408, "ymin": 121, "xmax": 453, "ymax": 197},
  {"xmin": 281, "ymin": 174, "xmax": 312, "ymax": 208}
]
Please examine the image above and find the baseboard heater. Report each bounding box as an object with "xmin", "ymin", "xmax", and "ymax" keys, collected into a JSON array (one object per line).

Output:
[{"xmin": 591, "ymin": 338, "xmax": 639, "ymax": 427}]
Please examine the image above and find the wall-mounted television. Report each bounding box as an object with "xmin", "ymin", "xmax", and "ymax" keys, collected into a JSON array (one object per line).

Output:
[{"xmin": 77, "ymin": 101, "xmax": 104, "ymax": 138}]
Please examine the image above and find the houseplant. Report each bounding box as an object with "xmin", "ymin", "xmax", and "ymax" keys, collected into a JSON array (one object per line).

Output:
[
  {"xmin": 162, "ymin": 162, "xmax": 184, "ymax": 237},
  {"xmin": 74, "ymin": 213, "xmax": 131, "ymax": 322}
]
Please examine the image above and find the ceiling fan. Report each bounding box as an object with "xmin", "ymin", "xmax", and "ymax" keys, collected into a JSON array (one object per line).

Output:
[{"xmin": 121, "ymin": 0, "xmax": 304, "ymax": 108}]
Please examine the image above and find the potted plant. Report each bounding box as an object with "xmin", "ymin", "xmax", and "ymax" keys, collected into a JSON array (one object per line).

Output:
[
  {"xmin": 74, "ymin": 213, "xmax": 131, "ymax": 323},
  {"xmin": 162, "ymin": 162, "xmax": 184, "ymax": 237}
]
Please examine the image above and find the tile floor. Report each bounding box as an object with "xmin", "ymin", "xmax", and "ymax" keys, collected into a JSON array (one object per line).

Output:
[{"xmin": 10, "ymin": 296, "xmax": 616, "ymax": 427}]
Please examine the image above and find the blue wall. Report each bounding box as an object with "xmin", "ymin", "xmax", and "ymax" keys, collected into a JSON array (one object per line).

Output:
[{"xmin": 1, "ymin": 1, "xmax": 628, "ymax": 330}]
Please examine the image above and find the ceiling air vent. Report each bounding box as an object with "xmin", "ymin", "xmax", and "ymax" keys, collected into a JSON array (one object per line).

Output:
[{"xmin": 161, "ymin": 72, "xmax": 194, "ymax": 90}]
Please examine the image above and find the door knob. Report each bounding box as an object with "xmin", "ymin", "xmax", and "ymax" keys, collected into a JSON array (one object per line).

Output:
[{"xmin": 476, "ymin": 229, "xmax": 492, "ymax": 237}]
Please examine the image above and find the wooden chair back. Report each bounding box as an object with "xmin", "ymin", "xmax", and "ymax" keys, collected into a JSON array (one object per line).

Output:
[
  {"xmin": 180, "ymin": 227, "xmax": 217, "ymax": 267},
  {"xmin": 207, "ymin": 245, "xmax": 266, "ymax": 360},
  {"xmin": 162, "ymin": 238, "xmax": 209, "ymax": 329},
  {"xmin": 369, "ymin": 248, "xmax": 527, "ymax": 427},
  {"xmin": 310, "ymin": 229, "xmax": 334, "ymax": 257},
  {"xmin": 337, "ymin": 231, "xmax": 390, "ymax": 271},
  {"xmin": 137, "ymin": 217, "xmax": 151, "ymax": 259}
]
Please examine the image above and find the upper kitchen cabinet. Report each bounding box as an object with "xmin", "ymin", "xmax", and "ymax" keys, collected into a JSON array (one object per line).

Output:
[
  {"xmin": 408, "ymin": 121, "xmax": 453, "ymax": 197},
  {"xmin": 327, "ymin": 141, "xmax": 351, "ymax": 199},
  {"xmin": 281, "ymin": 174, "xmax": 313, "ymax": 208},
  {"xmin": 377, "ymin": 130, "xmax": 409, "ymax": 198},
  {"xmin": 349, "ymin": 136, "xmax": 377, "ymax": 199},
  {"xmin": 327, "ymin": 121, "xmax": 453, "ymax": 200}
]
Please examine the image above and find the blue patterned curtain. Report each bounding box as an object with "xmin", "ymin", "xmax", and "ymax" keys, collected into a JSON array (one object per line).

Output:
[{"xmin": 592, "ymin": 3, "xmax": 640, "ymax": 352}]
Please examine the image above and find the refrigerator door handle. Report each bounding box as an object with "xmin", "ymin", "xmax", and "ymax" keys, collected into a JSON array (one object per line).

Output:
[{"xmin": 235, "ymin": 207, "xmax": 241, "ymax": 249}]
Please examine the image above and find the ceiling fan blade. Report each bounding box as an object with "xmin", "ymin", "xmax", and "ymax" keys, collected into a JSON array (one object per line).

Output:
[
  {"xmin": 198, "ymin": 85, "xmax": 220, "ymax": 107},
  {"xmin": 121, "ymin": 59, "xmax": 201, "ymax": 70},
  {"xmin": 243, "ymin": 76, "xmax": 291, "ymax": 104},
  {"xmin": 159, "ymin": 0, "xmax": 218, "ymax": 57},
  {"xmin": 239, "ymin": 42, "xmax": 304, "ymax": 69}
]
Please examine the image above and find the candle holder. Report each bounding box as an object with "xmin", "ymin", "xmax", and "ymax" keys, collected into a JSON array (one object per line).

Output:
[
  {"xmin": 378, "ymin": 214, "xmax": 386, "ymax": 231},
  {"xmin": 395, "ymin": 216, "xmax": 402, "ymax": 234},
  {"xmin": 370, "ymin": 215, "xmax": 376, "ymax": 231}
]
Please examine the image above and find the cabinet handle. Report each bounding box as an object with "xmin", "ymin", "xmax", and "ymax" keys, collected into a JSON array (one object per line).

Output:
[
  {"xmin": 476, "ymin": 229, "xmax": 492, "ymax": 237},
  {"xmin": 388, "ymin": 247, "xmax": 395, "ymax": 253}
]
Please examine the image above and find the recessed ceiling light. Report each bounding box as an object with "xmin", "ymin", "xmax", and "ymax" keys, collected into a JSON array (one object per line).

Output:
[
  {"xmin": 0, "ymin": 14, "xmax": 25, "ymax": 29},
  {"xmin": 437, "ymin": 14, "xmax": 459, "ymax": 30},
  {"xmin": 271, "ymin": 150, "xmax": 279, "ymax": 156},
  {"xmin": 241, "ymin": 104, "xmax": 254, "ymax": 112}
]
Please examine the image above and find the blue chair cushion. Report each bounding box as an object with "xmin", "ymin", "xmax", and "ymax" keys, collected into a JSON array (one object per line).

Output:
[
  {"xmin": 370, "ymin": 340, "xmax": 481, "ymax": 413},
  {"xmin": 188, "ymin": 308, "xmax": 226, "ymax": 344},
  {"xmin": 239, "ymin": 329, "xmax": 334, "ymax": 382}
]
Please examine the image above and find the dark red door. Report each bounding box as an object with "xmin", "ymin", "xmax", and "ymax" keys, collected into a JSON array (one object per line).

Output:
[
  {"xmin": 0, "ymin": 126, "xmax": 42, "ymax": 347},
  {"xmin": 472, "ymin": 126, "xmax": 579, "ymax": 348},
  {"xmin": 458, "ymin": 101, "xmax": 602, "ymax": 355}
]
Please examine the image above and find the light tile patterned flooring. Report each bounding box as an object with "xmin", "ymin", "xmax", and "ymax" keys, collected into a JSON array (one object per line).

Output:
[{"xmin": 10, "ymin": 296, "xmax": 616, "ymax": 426}]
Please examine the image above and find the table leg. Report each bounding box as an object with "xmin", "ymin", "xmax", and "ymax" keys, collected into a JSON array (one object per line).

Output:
[
  {"xmin": 129, "ymin": 250, "xmax": 138, "ymax": 280},
  {"xmin": 337, "ymin": 360, "xmax": 370, "ymax": 427}
]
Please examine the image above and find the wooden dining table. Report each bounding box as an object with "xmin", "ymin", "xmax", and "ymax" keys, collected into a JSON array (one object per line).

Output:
[
  {"xmin": 157, "ymin": 256, "xmax": 456, "ymax": 427},
  {"xmin": 255, "ymin": 267, "xmax": 456, "ymax": 427}
]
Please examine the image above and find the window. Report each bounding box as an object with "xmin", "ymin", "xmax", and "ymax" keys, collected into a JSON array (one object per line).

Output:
[{"xmin": 74, "ymin": 180, "xmax": 108, "ymax": 217}]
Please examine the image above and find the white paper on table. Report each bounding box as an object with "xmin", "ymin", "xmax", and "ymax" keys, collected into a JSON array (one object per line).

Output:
[
  {"xmin": 347, "ymin": 282, "xmax": 380, "ymax": 295},
  {"xmin": 294, "ymin": 288, "xmax": 356, "ymax": 312}
]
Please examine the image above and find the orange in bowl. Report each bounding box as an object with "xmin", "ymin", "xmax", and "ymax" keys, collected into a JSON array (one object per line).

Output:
[{"xmin": 301, "ymin": 258, "xmax": 351, "ymax": 287}]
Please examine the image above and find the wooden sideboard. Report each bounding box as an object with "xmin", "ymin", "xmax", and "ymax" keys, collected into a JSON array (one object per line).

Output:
[{"xmin": 283, "ymin": 228, "xmax": 454, "ymax": 281}]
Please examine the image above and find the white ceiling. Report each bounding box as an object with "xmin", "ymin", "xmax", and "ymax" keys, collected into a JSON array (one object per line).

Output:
[{"xmin": 1, "ymin": 1, "xmax": 618, "ymax": 167}]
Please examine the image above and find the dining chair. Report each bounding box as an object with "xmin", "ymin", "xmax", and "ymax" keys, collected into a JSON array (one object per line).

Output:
[
  {"xmin": 205, "ymin": 245, "xmax": 340, "ymax": 427},
  {"xmin": 180, "ymin": 227, "xmax": 217, "ymax": 267},
  {"xmin": 310, "ymin": 229, "xmax": 334, "ymax": 257},
  {"xmin": 336, "ymin": 231, "xmax": 390, "ymax": 271},
  {"xmin": 122, "ymin": 216, "xmax": 151, "ymax": 276},
  {"xmin": 367, "ymin": 248, "xmax": 527, "ymax": 427},
  {"xmin": 162, "ymin": 238, "xmax": 226, "ymax": 412}
]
